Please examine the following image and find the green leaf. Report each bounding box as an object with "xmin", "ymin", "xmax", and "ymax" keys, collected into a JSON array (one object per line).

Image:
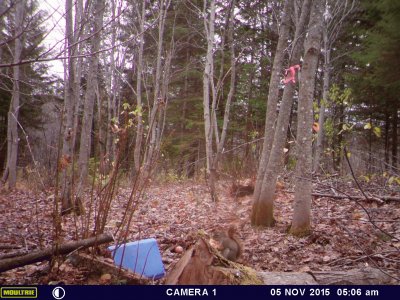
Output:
[
  {"xmin": 373, "ymin": 126, "xmax": 381, "ymax": 138},
  {"xmin": 364, "ymin": 123, "xmax": 372, "ymax": 129},
  {"xmin": 122, "ymin": 102, "xmax": 131, "ymax": 110}
]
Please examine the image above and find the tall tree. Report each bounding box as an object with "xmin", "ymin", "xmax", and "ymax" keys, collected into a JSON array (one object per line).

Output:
[
  {"xmin": 202, "ymin": 0, "xmax": 218, "ymax": 201},
  {"xmin": 133, "ymin": 0, "xmax": 146, "ymax": 174},
  {"xmin": 77, "ymin": 0, "xmax": 106, "ymax": 188},
  {"xmin": 143, "ymin": 0, "xmax": 171, "ymax": 177},
  {"xmin": 1, "ymin": 0, "xmax": 24, "ymax": 188},
  {"xmin": 290, "ymin": 0, "xmax": 324, "ymax": 236},
  {"xmin": 201, "ymin": 0, "xmax": 238, "ymax": 201},
  {"xmin": 60, "ymin": 0, "xmax": 79, "ymax": 212}
]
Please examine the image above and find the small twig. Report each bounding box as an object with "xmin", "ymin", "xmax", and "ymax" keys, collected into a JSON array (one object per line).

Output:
[{"xmin": 337, "ymin": 223, "xmax": 399, "ymax": 282}]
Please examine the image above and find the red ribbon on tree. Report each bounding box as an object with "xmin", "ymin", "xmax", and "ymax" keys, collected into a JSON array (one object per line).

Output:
[{"xmin": 283, "ymin": 64, "xmax": 301, "ymax": 84}]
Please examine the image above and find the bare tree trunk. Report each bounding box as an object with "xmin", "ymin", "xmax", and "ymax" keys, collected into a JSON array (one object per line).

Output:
[
  {"xmin": 1, "ymin": 0, "xmax": 24, "ymax": 189},
  {"xmin": 384, "ymin": 110, "xmax": 390, "ymax": 168},
  {"xmin": 77, "ymin": 0, "xmax": 105, "ymax": 188},
  {"xmin": 290, "ymin": 0, "xmax": 324, "ymax": 236},
  {"xmin": 392, "ymin": 107, "xmax": 398, "ymax": 169},
  {"xmin": 61, "ymin": 0, "xmax": 78, "ymax": 212},
  {"xmin": 215, "ymin": 0, "xmax": 236, "ymax": 164},
  {"xmin": 313, "ymin": 24, "xmax": 330, "ymax": 174},
  {"xmin": 202, "ymin": 0, "xmax": 217, "ymax": 201},
  {"xmin": 71, "ymin": 0, "xmax": 85, "ymax": 153},
  {"xmin": 253, "ymin": 0, "xmax": 292, "ymax": 201},
  {"xmin": 106, "ymin": 0, "xmax": 122, "ymax": 169},
  {"xmin": 133, "ymin": 1, "xmax": 146, "ymax": 174},
  {"xmin": 202, "ymin": 0, "xmax": 236, "ymax": 201},
  {"xmin": 156, "ymin": 40, "xmax": 174, "ymax": 155},
  {"xmin": 143, "ymin": 0, "xmax": 170, "ymax": 176},
  {"xmin": 252, "ymin": 0, "xmax": 312, "ymax": 227}
]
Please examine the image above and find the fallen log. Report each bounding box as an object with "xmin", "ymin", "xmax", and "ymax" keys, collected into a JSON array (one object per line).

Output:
[
  {"xmin": 260, "ymin": 267, "xmax": 391, "ymax": 285},
  {"xmin": 0, "ymin": 250, "xmax": 28, "ymax": 260},
  {"xmin": 166, "ymin": 238, "xmax": 392, "ymax": 285},
  {"xmin": 0, "ymin": 233, "xmax": 113, "ymax": 273},
  {"xmin": 0, "ymin": 244, "xmax": 22, "ymax": 250}
]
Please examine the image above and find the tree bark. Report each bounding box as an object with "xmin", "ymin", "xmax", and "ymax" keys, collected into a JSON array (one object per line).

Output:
[
  {"xmin": 1, "ymin": 0, "xmax": 24, "ymax": 189},
  {"xmin": 61, "ymin": 0, "xmax": 78, "ymax": 212},
  {"xmin": 290, "ymin": 0, "xmax": 324, "ymax": 236},
  {"xmin": 392, "ymin": 107, "xmax": 398, "ymax": 169}
]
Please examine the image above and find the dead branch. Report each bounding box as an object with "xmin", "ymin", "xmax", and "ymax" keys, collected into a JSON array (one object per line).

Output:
[
  {"xmin": 311, "ymin": 193, "xmax": 400, "ymax": 203},
  {"xmin": 0, "ymin": 233, "xmax": 113, "ymax": 273}
]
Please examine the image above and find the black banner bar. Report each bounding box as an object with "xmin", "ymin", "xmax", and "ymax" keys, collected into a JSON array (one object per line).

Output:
[{"xmin": 0, "ymin": 285, "xmax": 397, "ymax": 300}]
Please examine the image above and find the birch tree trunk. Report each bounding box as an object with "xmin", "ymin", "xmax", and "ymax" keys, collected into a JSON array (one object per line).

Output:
[
  {"xmin": 253, "ymin": 0, "xmax": 292, "ymax": 202},
  {"xmin": 202, "ymin": 0, "xmax": 217, "ymax": 201},
  {"xmin": 133, "ymin": 1, "xmax": 146, "ymax": 174},
  {"xmin": 252, "ymin": 0, "xmax": 312, "ymax": 227},
  {"xmin": 290, "ymin": 0, "xmax": 324, "ymax": 236},
  {"xmin": 1, "ymin": 0, "xmax": 24, "ymax": 189},
  {"xmin": 77, "ymin": 0, "xmax": 105, "ymax": 188}
]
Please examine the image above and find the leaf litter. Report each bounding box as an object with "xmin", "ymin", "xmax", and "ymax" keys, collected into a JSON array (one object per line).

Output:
[{"xmin": 0, "ymin": 179, "xmax": 399, "ymax": 284}]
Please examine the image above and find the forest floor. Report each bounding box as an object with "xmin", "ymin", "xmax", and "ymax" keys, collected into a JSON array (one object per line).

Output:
[{"xmin": 1, "ymin": 178, "xmax": 399, "ymax": 284}]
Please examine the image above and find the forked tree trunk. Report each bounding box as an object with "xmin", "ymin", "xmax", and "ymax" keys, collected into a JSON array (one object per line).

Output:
[
  {"xmin": 290, "ymin": 0, "xmax": 324, "ymax": 236},
  {"xmin": 252, "ymin": 0, "xmax": 312, "ymax": 227},
  {"xmin": 253, "ymin": 0, "xmax": 292, "ymax": 202}
]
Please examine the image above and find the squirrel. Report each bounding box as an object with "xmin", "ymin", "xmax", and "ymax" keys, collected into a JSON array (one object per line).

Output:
[{"xmin": 211, "ymin": 225, "xmax": 243, "ymax": 262}]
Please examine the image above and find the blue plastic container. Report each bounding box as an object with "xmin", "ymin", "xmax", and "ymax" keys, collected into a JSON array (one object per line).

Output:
[{"xmin": 108, "ymin": 238, "xmax": 165, "ymax": 279}]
